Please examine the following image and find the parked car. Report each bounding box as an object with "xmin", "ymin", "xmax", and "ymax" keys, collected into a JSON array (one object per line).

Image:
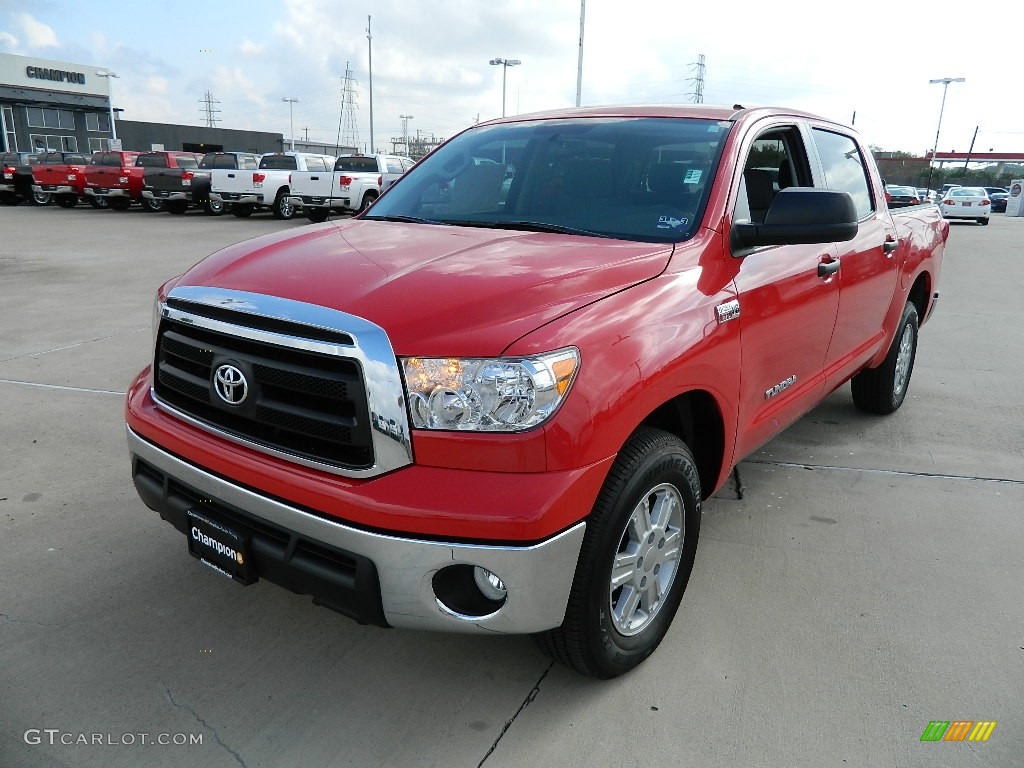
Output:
[
  {"xmin": 132, "ymin": 152, "xmax": 204, "ymax": 212},
  {"xmin": 209, "ymin": 151, "xmax": 335, "ymax": 219},
  {"xmin": 83, "ymin": 151, "xmax": 142, "ymax": 210},
  {"xmin": 127, "ymin": 103, "xmax": 948, "ymax": 679},
  {"xmin": 30, "ymin": 151, "xmax": 95, "ymax": 208},
  {"xmin": 939, "ymin": 186, "xmax": 990, "ymax": 224},
  {"xmin": 990, "ymin": 192, "xmax": 1008, "ymax": 213},
  {"xmin": 916, "ymin": 188, "xmax": 937, "ymax": 203},
  {"xmin": 885, "ymin": 185, "xmax": 921, "ymax": 208},
  {"xmin": 289, "ymin": 153, "xmax": 413, "ymax": 223},
  {"xmin": 937, "ymin": 183, "xmax": 960, "ymax": 200},
  {"xmin": 0, "ymin": 151, "xmax": 41, "ymax": 205},
  {"xmin": 142, "ymin": 151, "xmax": 260, "ymax": 215}
]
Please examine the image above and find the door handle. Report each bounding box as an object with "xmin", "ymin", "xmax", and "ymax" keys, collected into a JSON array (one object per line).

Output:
[
  {"xmin": 227, "ymin": 173, "xmax": 235, "ymax": 178},
  {"xmin": 818, "ymin": 259, "xmax": 841, "ymax": 278},
  {"xmin": 311, "ymin": 176, "xmax": 319, "ymax": 180},
  {"xmin": 883, "ymin": 239, "xmax": 899, "ymax": 254}
]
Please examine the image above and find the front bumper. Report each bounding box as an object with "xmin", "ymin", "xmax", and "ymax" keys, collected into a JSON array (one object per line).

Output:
[{"xmin": 127, "ymin": 426, "xmax": 585, "ymax": 634}]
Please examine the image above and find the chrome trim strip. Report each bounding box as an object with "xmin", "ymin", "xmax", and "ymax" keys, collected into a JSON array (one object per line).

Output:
[
  {"xmin": 128, "ymin": 427, "xmax": 585, "ymax": 634},
  {"xmin": 155, "ymin": 285, "xmax": 413, "ymax": 479}
]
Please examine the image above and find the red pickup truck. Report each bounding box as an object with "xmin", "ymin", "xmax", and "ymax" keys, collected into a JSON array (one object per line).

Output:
[
  {"xmin": 82, "ymin": 151, "xmax": 141, "ymax": 210},
  {"xmin": 83, "ymin": 151, "xmax": 202, "ymax": 211},
  {"xmin": 31, "ymin": 151, "xmax": 95, "ymax": 208},
  {"xmin": 126, "ymin": 105, "xmax": 946, "ymax": 678}
]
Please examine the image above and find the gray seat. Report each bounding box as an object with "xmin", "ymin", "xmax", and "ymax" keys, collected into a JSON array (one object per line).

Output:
[{"xmin": 744, "ymin": 168, "xmax": 775, "ymax": 223}]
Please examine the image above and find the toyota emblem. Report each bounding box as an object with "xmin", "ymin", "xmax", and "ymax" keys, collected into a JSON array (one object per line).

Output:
[{"xmin": 213, "ymin": 364, "xmax": 248, "ymax": 405}]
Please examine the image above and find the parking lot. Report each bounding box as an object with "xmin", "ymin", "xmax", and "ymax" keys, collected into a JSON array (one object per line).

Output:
[{"xmin": 1, "ymin": 205, "xmax": 1022, "ymax": 767}]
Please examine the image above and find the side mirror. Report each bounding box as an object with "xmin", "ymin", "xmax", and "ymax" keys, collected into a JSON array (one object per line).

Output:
[{"xmin": 732, "ymin": 188, "xmax": 859, "ymax": 251}]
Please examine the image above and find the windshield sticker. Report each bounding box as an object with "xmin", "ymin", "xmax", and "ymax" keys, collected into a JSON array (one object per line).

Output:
[
  {"xmin": 657, "ymin": 216, "xmax": 688, "ymax": 230},
  {"xmin": 683, "ymin": 169, "xmax": 702, "ymax": 184}
]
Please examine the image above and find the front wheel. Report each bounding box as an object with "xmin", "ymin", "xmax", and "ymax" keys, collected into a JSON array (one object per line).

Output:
[
  {"xmin": 536, "ymin": 427, "xmax": 702, "ymax": 678},
  {"xmin": 851, "ymin": 302, "xmax": 918, "ymax": 414}
]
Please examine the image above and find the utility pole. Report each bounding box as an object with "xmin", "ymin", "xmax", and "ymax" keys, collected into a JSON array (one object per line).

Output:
[
  {"xmin": 399, "ymin": 114, "xmax": 413, "ymax": 157},
  {"xmin": 282, "ymin": 97, "xmax": 299, "ymax": 151},
  {"xmin": 925, "ymin": 76, "xmax": 965, "ymax": 195},
  {"xmin": 964, "ymin": 125, "xmax": 979, "ymax": 170},
  {"xmin": 575, "ymin": 0, "xmax": 586, "ymax": 107},
  {"xmin": 687, "ymin": 54, "xmax": 706, "ymax": 103},
  {"xmin": 199, "ymin": 90, "xmax": 221, "ymax": 128},
  {"xmin": 335, "ymin": 63, "xmax": 360, "ymax": 154},
  {"xmin": 367, "ymin": 16, "xmax": 375, "ymax": 152}
]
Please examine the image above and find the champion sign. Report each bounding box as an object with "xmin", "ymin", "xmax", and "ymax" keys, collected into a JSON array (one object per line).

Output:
[
  {"xmin": 25, "ymin": 66, "xmax": 86, "ymax": 85},
  {"xmin": 190, "ymin": 526, "xmax": 244, "ymax": 565}
]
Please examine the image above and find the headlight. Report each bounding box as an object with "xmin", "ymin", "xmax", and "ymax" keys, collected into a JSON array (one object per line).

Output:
[{"xmin": 401, "ymin": 347, "xmax": 579, "ymax": 431}]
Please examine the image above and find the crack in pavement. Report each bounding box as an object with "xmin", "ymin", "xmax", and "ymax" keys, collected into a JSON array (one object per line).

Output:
[
  {"xmin": 0, "ymin": 379, "xmax": 125, "ymax": 396},
  {"xmin": 0, "ymin": 328, "xmax": 148, "ymax": 364},
  {"xmin": 477, "ymin": 661, "xmax": 553, "ymax": 767},
  {"xmin": 0, "ymin": 612, "xmax": 61, "ymax": 627},
  {"xmin": 163, "ymin": 683, "xmax": 248, "ymax": 768},
  {"xmin": 745, "ymin": 459, "xmax": 1024, "ymax": 486}
]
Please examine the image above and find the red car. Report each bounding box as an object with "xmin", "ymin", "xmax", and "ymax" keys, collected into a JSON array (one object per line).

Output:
[
  {"xmin": 30, "ymin": 151, "xmax": 95, "ymax": 208},
  {"xmin": 82, "ymin": 151, "xmax": 142, "ymax": 210}
]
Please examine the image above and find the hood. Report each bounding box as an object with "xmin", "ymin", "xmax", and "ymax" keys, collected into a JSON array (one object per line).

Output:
[{"xmin": 177, "ymin": 220, "xmax": 674, "ymax": 356}]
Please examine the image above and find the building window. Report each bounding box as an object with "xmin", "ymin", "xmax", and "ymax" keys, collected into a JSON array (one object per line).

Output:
[
  {"xmin": 2, "ymin": 106, "xmax": 16, "ymax": 151},
  {"xmin": 85, "ymin": 113, "xmax": 111, "ymax": 132},
  {"xmin": 88, "ymin": 137, "xmax": 109, "ymax": 152},
  {"xmin": 26, "ymin": 107, "xmax": 75, "ymax": 130},
  {"xmin": 29, "ymin": 134, "xmax": 79, "ymax": 152}
]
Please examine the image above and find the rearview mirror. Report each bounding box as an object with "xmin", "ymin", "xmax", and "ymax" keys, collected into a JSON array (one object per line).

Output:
[{"xmin": 732, "ymin": 188, "xmax": 859, "ymax": 252}]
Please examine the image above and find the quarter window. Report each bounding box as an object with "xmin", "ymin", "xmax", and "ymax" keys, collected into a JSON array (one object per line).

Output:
[{"xmin": 812, "ymin": 129, "xmax": 873, "ymax": 219}]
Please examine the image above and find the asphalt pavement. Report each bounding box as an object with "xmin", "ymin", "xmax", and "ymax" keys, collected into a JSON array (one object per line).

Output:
[{"xmin": 1, "ymin": 204, "xmax": 1021, "ymax": 767}]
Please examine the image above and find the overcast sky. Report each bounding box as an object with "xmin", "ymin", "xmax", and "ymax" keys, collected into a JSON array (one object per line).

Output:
[{"xmin": 2, "ymin": 0, "xmax": 1021, "ymax": 155}]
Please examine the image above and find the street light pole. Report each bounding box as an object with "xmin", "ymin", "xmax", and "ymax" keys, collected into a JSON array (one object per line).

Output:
[
  {"xmin": 399, "ymin": 114, "xmax": 414, "ymax": 157},
  {"xmin": 489, "ymin": 57, "xmax": 521, "ymax": 118},
  {"xmin": 96, "ymin": 70, "xmax": 119, "ymax": 146},
  {"xmin": 282, "ymin": 97, "xmax": 299, "ymax": 151},
  {"xmin": 925, "ymin": 77, "xmax": 965, "ymax": 195}
]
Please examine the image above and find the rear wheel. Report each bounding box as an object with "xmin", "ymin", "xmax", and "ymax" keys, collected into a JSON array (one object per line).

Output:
[
  {"xmin": 978, "ymin": 217, "xmax": 989, "ymax": 226},
  {"xmin": 166, "ymin": 200, "xmax": 188, "ymax": 215},
  {"xmin": 851, "ymin": 302, "xmax": 918, "ymax": 415},
  {"xmin": 1, "ymin": 193, "xmax": 19, "ymax": 206},
  {"xmin": 535, "ymin": 427, "xmax": 702, "ymax": 678},
  {"xmin": 56, "ymin": 195, "xmax": 78, "ymax": 208},
  {"xmin": 141, "ymin": 197, "xmax": 164, "ymax": 213},
  {"xmin": 306, "ymin": 208, "xmax": 329, "ymax": 223},
  {"xmin": 88, "ymin": 196, "xmax": 110, "ymax": 209},
  {"xmin": 357, "ymin": 191, "xmax": 378, "ymax": 213},
  {"xmin": 231, "ymin": 203, "xmax": 254, "ymax": 218},
  {"xmin": 272, "ymin": 190, "xmax": 295, "ymax": 219},
  {"xmin": 110, "ymin": 198, "xmax": 131, "ymax": 211},
  {"xmin": 31, "ymin": 190, "xmax": 52, "ymax": 206}
]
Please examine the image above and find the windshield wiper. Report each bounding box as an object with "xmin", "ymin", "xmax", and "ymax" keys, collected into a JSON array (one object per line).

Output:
[
  {"xmin": 436, "ymin": 219, "xmax": 615, "ymax": 238},
  {"xmin": 363, "ymin": 214, "xmax": 442, "ymax": 225}
]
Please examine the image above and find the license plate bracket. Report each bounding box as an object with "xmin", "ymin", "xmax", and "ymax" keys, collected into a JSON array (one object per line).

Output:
[{"xmin": 186, "ymin": 509, "xmax": 256, "ymax": 584}]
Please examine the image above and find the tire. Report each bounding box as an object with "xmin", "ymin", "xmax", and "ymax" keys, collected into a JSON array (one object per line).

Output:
[
  {"xmin": 31, "ymin": 190, "xmax": 52, "ymax": 206},
  {"xmin": 978, "ymin": 218, "xmax": 989, "ymax": 226},
  {"xmin": 306, "ymin": 208, "xmax": 329, "ymax": 223},
  {"xmin": 1, "ymin": 194, "xmax": 18, "ymax": 206},
  {"xmin": 166, "ymin": 200, "xmax": 188, "ymax": 215},
  {"xmin": 110, "ymin": 198, "xmax": 131, "ymax": 211},
  {"xmin": 88, "ymin": 196, "xmax": 110, "ymax": 209},
  {"xmin": 231, "ymin": 203, "xmax": 254, "ymax": 218},
  {"xmin": 851, "ymin": 302, "xmax": 918, "ymax": 415},
  {"xmin": 141, "ymin": 197, "xmax": 164, "ymax": 213},
  {"xmin": 56, "ymin": 195, "xmax": 78, "ymax": 208},
  {"xmin": 272, "ymin": 190, "xmax": 295, "ymax": 220},
  {"xmin": 203, "ymin": 198, "xmax": 224, "ymax": 216},
  {"xmin": 536, "ymin": 427, "xmax": 702, "ymax": 678},
  {"xmin": 357, "ymin": 191, "xmax": 377, "ymax": 213}
]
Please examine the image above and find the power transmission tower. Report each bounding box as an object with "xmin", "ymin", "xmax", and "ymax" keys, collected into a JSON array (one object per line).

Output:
[
  {"xmin": 335, "ymin": 63, "xmax": 360, "ymax": 153},
  {"xmin": 687, "ymin": 54, "xmax": 706, "ymax": 104},
  {"xmin": 199, "ymin": 90, "xmax": 221, "ymax": 127}
]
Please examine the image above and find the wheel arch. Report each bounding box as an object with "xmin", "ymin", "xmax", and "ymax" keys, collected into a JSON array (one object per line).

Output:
[
  {"xmin": 637, "ymin": 389, "xmax": 726, "ymax": 501},
  {"xmin": 908, "ymin": 271, "xmax": 931, "ymax": 326}
]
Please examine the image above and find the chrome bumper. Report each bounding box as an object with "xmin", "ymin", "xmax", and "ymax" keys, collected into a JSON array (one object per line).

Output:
[{"xmin": 127, "ymin": 426, "xmax": 585, "ymax": 634}]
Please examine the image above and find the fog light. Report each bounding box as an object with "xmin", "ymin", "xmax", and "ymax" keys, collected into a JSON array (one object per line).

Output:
[{"xmin": 473, "ymin": 567, "xmax": 507, "ymax": 601}]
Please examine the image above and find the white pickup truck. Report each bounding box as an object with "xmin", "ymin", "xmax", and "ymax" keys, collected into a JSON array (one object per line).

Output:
[
  {"xmin": 209, "ymin": 151, "xmax": 335, "ymax": 219},
  {"xmin": 289, "ymin": 153, "xmax": 413, "ymax": 223}
]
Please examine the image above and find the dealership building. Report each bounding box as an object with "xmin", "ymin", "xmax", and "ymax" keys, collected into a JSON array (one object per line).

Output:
[{"xmin": 1, "ymin": 52, "xmax": 284, "ymax": 155}]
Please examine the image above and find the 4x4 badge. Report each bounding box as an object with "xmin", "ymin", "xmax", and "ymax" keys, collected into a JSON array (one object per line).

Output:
[{"xmin": 214, "ymin": 364, "xmax": 248, "ymax": 405}]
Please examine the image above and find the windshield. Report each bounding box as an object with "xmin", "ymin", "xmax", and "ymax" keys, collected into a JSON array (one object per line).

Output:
[{"xmin": 365, "ymin": 117, "xmax": 730, "ymax": 243}]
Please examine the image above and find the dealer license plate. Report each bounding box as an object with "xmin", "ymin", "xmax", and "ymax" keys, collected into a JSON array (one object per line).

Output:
[{"xmin": 186, "ymin": 510, "xmax": 255, "ymax": 584}]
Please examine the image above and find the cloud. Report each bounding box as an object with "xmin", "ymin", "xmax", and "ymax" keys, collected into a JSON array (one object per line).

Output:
[
  {"xmin": 18, "ymin": 12, "xmax": 58, "ymax": 48},
  {"xmin": 239, "ymin": 39, "xmax": 264, "ymax": 56},
  {"xmin": 0, "ymin": 30, "xmax": 20, "ymax": 52}
]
